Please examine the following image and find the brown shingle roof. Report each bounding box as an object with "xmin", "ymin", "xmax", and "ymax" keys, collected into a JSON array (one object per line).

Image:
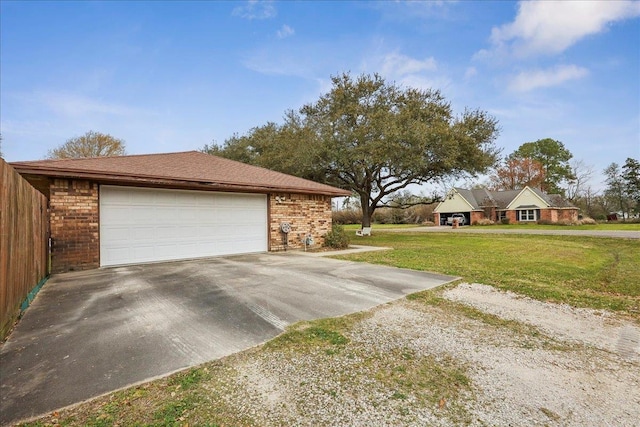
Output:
[{"xmin": 10, "ymin": 151, "xmax": 351, "ymax": 196}]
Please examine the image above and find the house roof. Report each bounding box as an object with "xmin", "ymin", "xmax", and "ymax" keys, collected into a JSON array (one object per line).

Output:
[
  {"xmin": 10, "ymin": 151, "xmax": 351, "ymax": 197},
  {"xmin": 438, "ymin": 186, "xmax": 575, "ymax": 211}
]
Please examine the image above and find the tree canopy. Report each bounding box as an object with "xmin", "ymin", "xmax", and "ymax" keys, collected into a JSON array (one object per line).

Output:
[
  {"xmin": 208, "ymin": 73, "xmax": 500, "ymax": 226},
  {"xmin": 489, "ymin": 157, "xmax": 545, "ymax": 190},
  {"xmin": 604, "ymin": 162, "xmax": 629, "ymax": 218},
  {"xmin": 511, "ymin": 138, "xmax": 573, "ymax": 194},
  {"xmin": 622, "ymin": 157, "xmax": 640, "ymax": 215},
  {"xmin": 47, "ymin": 131, "xmax": 126, "ymax": 159}
]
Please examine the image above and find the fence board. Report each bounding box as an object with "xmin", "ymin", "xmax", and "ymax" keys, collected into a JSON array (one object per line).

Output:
[{"xmin": 0, "ymin": 159, "xmax": 49, "ymax": 340}]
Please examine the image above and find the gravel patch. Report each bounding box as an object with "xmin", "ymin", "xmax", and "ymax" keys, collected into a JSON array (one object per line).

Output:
[
  {"xmin": 220, "ymin": 284, "xmax": 640, "ymax": 426},
  {"xmin": 443, "ymin": 282, "xmax": 640, "ymax": 362}
]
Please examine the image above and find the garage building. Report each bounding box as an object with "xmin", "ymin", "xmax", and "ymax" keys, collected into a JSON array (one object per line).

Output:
[{"xmin": 11, "ymin": 151, "xmax": 350, "ymax": 273}]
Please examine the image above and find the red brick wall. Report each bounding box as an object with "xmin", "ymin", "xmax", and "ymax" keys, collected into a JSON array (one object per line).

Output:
[
  {"xmin": 434, "ymin": 212, "xmax": 441, "ymax": 225},
  {"xmin": 506, "ymin": 210, "xmax": 517, "ymax": 224},
  {"xmin": 558, "ymin": 208, "xmax": 579, "ymax": 221},
  {"xmin": 539, "ymin": 209, "xmax": 557, "ymax": 222},
  {"xmin": 49, "ymin": 179, "xmax": 99, "ymax": 273},
  {"xmin": 470, "ymin": 211, "xmax": 484, "ymax": 224},
  {"xmin": 269, "ymin": 193, "xmax": 332, "ymax": 250},
  {"xmin": 539, "ymin": 208, "xmax": 578, "ymax": 222}
]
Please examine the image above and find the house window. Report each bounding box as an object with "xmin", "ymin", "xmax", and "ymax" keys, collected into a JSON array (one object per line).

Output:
[{"xmin": 518, "ymin": 209, "xmax": 537, "ymax": 221}]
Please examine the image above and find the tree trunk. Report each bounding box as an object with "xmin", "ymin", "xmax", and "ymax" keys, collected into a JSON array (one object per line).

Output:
[{"xmin": 359, "ymin": 193, "xmax": 374, "ymax": 228}]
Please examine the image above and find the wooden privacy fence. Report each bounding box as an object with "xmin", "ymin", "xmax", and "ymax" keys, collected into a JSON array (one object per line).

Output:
[{"xmin": 1, "ymin": 159, "xmax": 49, "ymax": 340}]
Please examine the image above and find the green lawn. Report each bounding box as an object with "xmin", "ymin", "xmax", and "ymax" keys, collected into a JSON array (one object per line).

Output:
[
  {"xmin": 341, "ymin": 222, "xmax": 640, "ymax": 231},
  {"xmin": 342, "ymin": 223, "xmax": 425, "ymax": 230},
  {"xmin": 339, "ymin": 232, "xmax": 640, "ymax": 318},
  {"xmin": 475, "ymin": 223, "xmax": 640, "ymax": 231}
]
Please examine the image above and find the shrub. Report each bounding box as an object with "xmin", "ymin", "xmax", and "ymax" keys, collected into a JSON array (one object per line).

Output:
[
  {"xmin": 580, "ymin": 217, "xmax": 597, "ymax": 225},
  {"xmin": 556, "ymin": 219, "xmax": 580, "ymax": 226},
  {"xmin": 474, "ymin": 218, "xmax": 495, "ymax": 226},
  {"xmin": 323, "ymin": 224, "xmax": 350, "ymax": 249},
  {"xmin": 537, "ymin": 219, "xmax": 554, "ymax": 225},
  {"xmin": 332, "ymin": 209, "xmax": 361, "ymax": 225},
  {"xmin": 501, "ymin": 218, "xmax": 510, "ymax": 225}
]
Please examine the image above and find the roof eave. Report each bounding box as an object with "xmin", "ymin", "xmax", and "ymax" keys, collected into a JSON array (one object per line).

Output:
[{"xmin": 11, "ymin": 166, "xmax": 351, "ymax": 197}]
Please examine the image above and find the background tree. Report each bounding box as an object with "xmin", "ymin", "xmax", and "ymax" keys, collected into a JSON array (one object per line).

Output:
[
  {"xmin": 489, "ymin": 156, "xmax": 545, "ymax": 190},
  {"xmin": 202, "ymin": 116, "xmax": 326, "ymax": 182},
  {"xmin": 46, "ymin": 131, "xmax": 126, "ymax": 159},
  {"xmin": 604, "ymin": 162, "xmax": 629, "ymax": 220},
  {"xmin": 565, "ymin": 159, "xmax": 595, "ymax": 202},
  {"xmin": 511, "ymin": 138, "xmax": 574, "ymax": 194},
  {"xmin": 622, "ymin": 157, "xmax": 640, "ymax": 215},
  {"xmin": 208, "ymin": 73, "xmax": 500, "ymax": 227},
  {"xmin": 582, "ymin": 187, "xmax": 608, "ymax": 220}
]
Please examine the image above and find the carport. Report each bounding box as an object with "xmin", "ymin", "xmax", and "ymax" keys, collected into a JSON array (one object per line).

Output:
[{"xmin": 0, "ymin": 253, "xmax": 455, "ymax": 425}]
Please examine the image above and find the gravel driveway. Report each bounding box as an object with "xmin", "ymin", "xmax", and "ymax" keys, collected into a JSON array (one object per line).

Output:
[{"xmin": 216, "ymin": 283, "xmax": 640, "ymax": 426}]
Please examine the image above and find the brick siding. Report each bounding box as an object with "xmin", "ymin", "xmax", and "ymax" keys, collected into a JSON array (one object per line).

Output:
[
  {"xmin": 539, "ymin": 209, "xmax": 556, "ymax": 222},
  {"xmin": 470, "ymin": 211, "xmax": 484, "ymax": 224},
  {"xmin": 49, "ymin": 179, "xmax": 99, "ymax": 273},
  {"xmin": 558, "ymin": 208, "xmax": 578, "ymax": 221},
  {"xmin": 269, "ymin": 193, "xmax": 332, "ymax": 251}
]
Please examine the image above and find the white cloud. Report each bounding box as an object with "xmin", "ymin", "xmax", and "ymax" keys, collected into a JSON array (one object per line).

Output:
[
  {"xmin": 232, "ymin": 0, "xmax": 276, "ymax": 20},
  {"xmin": 485, "ymin": 0, "xmax": 640, "ymax": 57},
  {"xmin": 360, "ymin": 51, "xmax": 451, "ymax": 91},
  {"xmin": 508, "ymin": 64, "xmax": 589, "ymax": 92},
  {"xmin": 277, "ymin": 24, "xmax": 295, "ymax": 39},
  {"xmin": 464, "ymin": 66, "xmax": 477, "ymax": 80},
  {"xmin": 380, "ymin": 52, "xmax": 437, "ymax": 76}
]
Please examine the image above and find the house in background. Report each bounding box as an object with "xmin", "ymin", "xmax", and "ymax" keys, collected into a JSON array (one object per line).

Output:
[
  {"xmin": 10, "ymin": 151, "xmax": 350, "ymax": 273},
  {"xmin": 433, "ymin": 186, "xmax": 578, "ymax": 226}
]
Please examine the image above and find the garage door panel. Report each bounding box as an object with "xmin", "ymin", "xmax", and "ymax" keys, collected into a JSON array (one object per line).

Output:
[
  {"xmin": 104, "ymin": 246, "xmax": 130, "ymax": 263},
  {"xmin": 100, "ymin": 186, "xmax": 267, "ymax": 267},
  {"xmin": 132, "ymin": 227, "xmax": 156, "ymax": 241}
]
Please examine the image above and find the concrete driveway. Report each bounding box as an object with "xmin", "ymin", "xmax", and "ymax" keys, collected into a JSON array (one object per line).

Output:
[{"xmin": 0, "ymin": 252, "xmax": 455, "ymax": 425}]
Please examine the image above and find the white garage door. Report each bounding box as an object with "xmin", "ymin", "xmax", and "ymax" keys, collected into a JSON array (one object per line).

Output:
[{"xmin": 100, "ymin": 186, "xmax": 267, "ymax": 267}]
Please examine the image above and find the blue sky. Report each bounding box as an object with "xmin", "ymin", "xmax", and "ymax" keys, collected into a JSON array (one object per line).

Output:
[{"xmin": 1, "ymin": 0, "xmax": 639, "ymax": 191}]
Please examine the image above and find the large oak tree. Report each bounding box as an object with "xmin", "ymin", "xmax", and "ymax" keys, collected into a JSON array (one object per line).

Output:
[
  {"xmin": 209, "ymin": 73, "xmax": 500, "ymax": 227},
  {"xmin": 47, "ymin": 131, "xmax": 126, "ymax": 159}
]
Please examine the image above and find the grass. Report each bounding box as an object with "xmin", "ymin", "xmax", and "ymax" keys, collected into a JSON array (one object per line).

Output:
[
  {"xmin": 342, "ymin": 223, "xmax": 426, "ymax": 230},
  {"xmin": 264, "ymin": 315, "xmax": 363, "ymax": 351},
  {"xmin": 476, "ymin": 223, "xmax": 640, "ymax": 230},
  {"xmin": 340, "ymin": 232, "xmax": 640, "ymax": 317},
  {"xmin": 341, "ymin": 222, "xmax": 640, "ymax": 231}
]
